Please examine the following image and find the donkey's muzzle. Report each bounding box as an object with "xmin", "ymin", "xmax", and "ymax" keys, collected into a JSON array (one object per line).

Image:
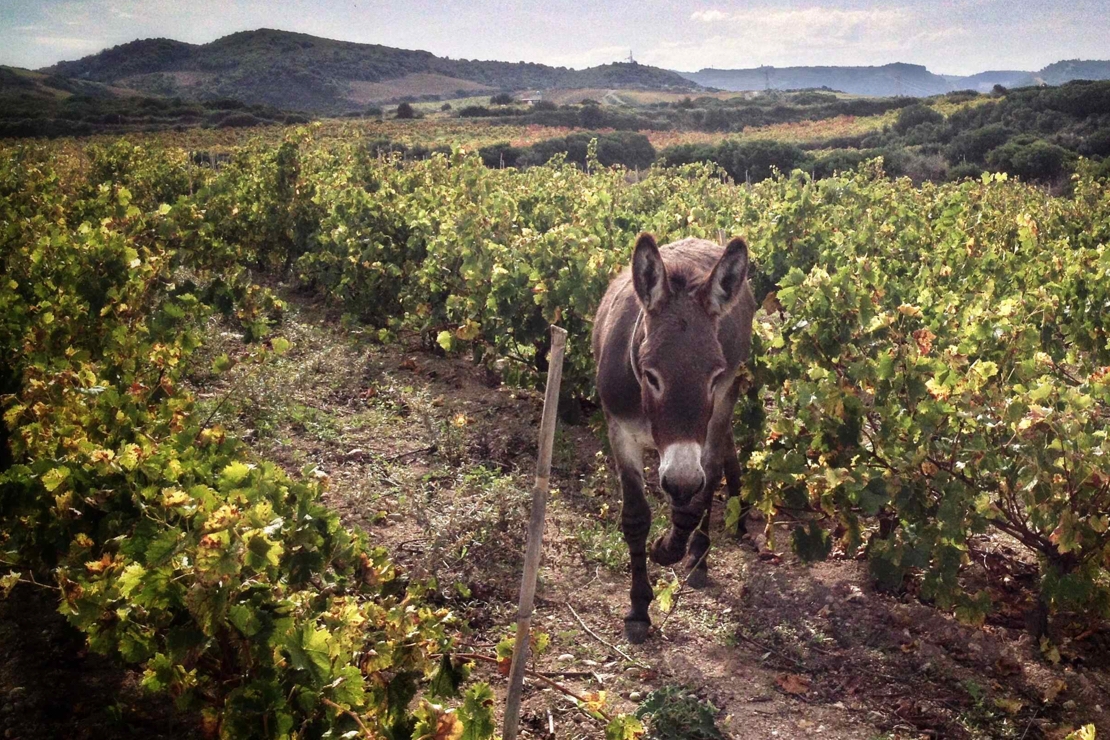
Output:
[{"xmin": 659, "ymin": 442, "xmax": 706, "ymax": 505}]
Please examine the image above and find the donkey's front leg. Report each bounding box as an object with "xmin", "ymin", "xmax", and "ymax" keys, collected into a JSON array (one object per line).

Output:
[
  {"xmin": 610, "ymin": 423, "xmax": 653, "ymax": 644},
  {"xmin": 649, "ymin": 501, "xmax": 704, "ymax": 567},
  {"xmin": 685, "ymin": 482, "xmax": 718, "ymax": 590}
]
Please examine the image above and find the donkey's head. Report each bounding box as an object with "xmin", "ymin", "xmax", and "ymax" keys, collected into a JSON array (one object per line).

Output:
[{"xmin": 631, "ymin": 233, "xmax": 750, "ymax": 505}]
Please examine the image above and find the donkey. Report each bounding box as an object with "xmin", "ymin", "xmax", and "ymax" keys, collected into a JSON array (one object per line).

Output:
[{"xmin": 592, "ymin": 233, "xmax": 755, "ymax": 644}]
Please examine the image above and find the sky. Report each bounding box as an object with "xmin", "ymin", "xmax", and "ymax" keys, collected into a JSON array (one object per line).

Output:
[{"xmin": 1, "ymin": 0, "xmax": 1108, "ymax": 76}]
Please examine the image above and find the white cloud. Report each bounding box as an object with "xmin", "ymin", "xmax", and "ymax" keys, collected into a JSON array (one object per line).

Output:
[
  {"xmin": 690, "ymin": 10, "xmax": 729, "ymax": 23},
  {"xmin": 689, "ymin": 6, "xmax": 913, "ymax": 38},
  {"xmin": 643, "ymin": 6, "xmax": 973, "ymax": 70},
  {"xmin": 31, "ymin": 35, "xmax": 104, "ymax": 51}
]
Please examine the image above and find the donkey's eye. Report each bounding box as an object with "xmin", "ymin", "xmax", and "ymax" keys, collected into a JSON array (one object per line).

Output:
[{"xmin": 643, "ymin": 369, "xmax": 662, "ymax": 394}]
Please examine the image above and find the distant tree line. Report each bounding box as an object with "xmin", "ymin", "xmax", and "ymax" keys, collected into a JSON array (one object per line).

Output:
[
  {"xmin": 0, "ymin": 87, "xmax": 308, "ymax": 139},
  {"xmin": 450, "ymin": 92, "xmax": 918, "ymax": 133},
  {"xmin": 844, "ymin": 81, "xmax": 1110, "ymax": 182},
  {"xmin": 361, "ymin": 131, "xmax": 657, "ymax": 171},
  {"xmin": 447, "ymin": 81, "xmax": 1110, "ymax": 184},
  {"xmin": 478, "ymin": 131, "xmax": 656, "ymax": 170}
]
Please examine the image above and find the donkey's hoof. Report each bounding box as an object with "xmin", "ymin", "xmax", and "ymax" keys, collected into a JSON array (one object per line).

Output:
[
  {"xmin": 649, "ymin": 536, "xmax": 685, "ymax": 566},
  {"xmin": 624, "ymin": 619, "xmax": 651, "ymax": 644},
  {"xmin": 686, "ymin": 568, "xmax": 708, "ymax": 590}
]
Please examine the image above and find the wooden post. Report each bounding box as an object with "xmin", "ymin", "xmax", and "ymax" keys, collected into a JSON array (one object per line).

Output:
[{"xmin": 503, "ymin": 326, "xmax": 568, "ymax": 740}]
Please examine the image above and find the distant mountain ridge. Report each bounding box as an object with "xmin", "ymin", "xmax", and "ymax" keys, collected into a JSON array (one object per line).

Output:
[
  {"xmin": 677, "ymin": 59, "xmax": 1110, "ymax": 97},
  {"xmin": 41, "ymin": 29, "xmax": 698, "ymax": 113},
  {"xmin": 39, "ymin": 30, "xmax": 1110, "ymax": 109},
  {"xmin": 678, "ymin": 63, "xmax": 950, "ymax": 97},
  {"xmin": 942, "ymin": 70, "xmax": 1034, "ymax": 93}
]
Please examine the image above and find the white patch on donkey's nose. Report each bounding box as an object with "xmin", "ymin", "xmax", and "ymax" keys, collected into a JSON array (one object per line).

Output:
[{"xmin": 659, "ymin": 442, "xmax": 705, "ymax": 497}]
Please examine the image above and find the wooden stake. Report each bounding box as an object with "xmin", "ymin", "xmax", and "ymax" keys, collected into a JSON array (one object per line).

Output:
[{"xmin": 503, "ymin": 325, "xmax": 568, "ymax": 740}]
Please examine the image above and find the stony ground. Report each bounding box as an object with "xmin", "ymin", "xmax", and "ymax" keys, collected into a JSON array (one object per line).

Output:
[{"xmin": 3, "ymin": 287, "xmax": 1109, "ymax": 739}]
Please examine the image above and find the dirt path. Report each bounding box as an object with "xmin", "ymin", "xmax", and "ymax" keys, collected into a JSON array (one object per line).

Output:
[
  {"xmin": 601, "ymin": 90, "xmax": 626, "ymax": 106},
  {"xmin": 191, "ymin": 291, "xmax": 1110, "ymax": 740}
]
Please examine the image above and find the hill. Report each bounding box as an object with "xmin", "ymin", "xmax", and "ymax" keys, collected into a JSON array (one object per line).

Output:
[
  {"xmin": 677, "ymin": 63, "xmax": 952, "ymax": 97},
  {"xmin": 1036, "ymin": 59, "xmax": 1110, "ymax": 85},
  {"xmin": 41, "ymin": 29, "xmax": 700, "ymax": 113},
  {"xmin": 0, "ymin": 65, "xmax": 138, "ymax": 101},
  {"xmin": 679, "ymin": 59, "xmax": 1110, "ymax": 97},
  {"xmin": 943, "ymin": 61, "xmax": 1110, "ymax": 92},
  {"xmin": 944, "ymin": 70, "xmax": 1034, "ymax": 93},
  {"xmin": 0, "ymin": 64, "xmax": 305, "ymax": 138}
]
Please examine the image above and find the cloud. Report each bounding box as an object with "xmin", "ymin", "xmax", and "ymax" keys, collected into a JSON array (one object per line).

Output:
[
  {"xmin": 689, "ymin": 6, "xmax": 913, "ymax": 37},
  {"xmin": 31, "ymin": 35, "xmax": 105, "ymax": 51},
  {"xmin": 690, "ymin": 10, "xmax": 729, "ymax": 23},
  {"xmin": 645, "ymin": 5, "xmax": 972, "ymax": 70}
]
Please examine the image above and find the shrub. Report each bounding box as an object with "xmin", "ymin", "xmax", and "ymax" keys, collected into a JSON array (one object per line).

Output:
[
  {"xmin": 661, "ymin": 139, "xmax": 810, "ymax": 183},
  {"xmin": 515, "ymin": 131, "xmax": 656, "ymax": 170},
  {"xmin": 1094, "ymin": 156, "xmax": 1110, "ymax": 180},
  {"xmin": 0, "ymin": 156, "xmax": 492, "ymax": 737},
  {"xmin": 394, "ymin": 102, "xmax": 415, "ymax": 119},
  {"xmin": 217, "ymin": 112, "xmax": 265, "ymax": 129},
  {"xmin": 945, "ymin": 90, "xmax": 981, "ymax": 103},
  {"xmin": 1040, "ymin": 80, "xmax": 1110, "ymax": 118},
  {"xmin": 458, "ymin": 105, "xmax": 493, "ymax": 118},
  {"xmin": 903, "ymin": 121, "xmax": 949, "ymax": 146},
  {"xmin": 893, "ymin": 104, "xmax": 945, "ymax": 134},
  {"xmin": 635, "ymin": 687, "xmax": 724, "ymax": 740},
  {"xmin": 579, "ymin": 103, "xmax": 604, "ymax": 128},
  {"xmin": 811, "ymin": 149, "xmax": 873, "ymax": 179},
  {"xmin": 478, "ymin": 142, "xmax": 522, "ymax": 168},
  {"xmin": 489, "ymin": 92, "xmax": 514, "ymax": 105},
  {"xmin": 1080, "ymin": 128, "xmax": 1110, "ymax": 158},
  {"xmin": 986, "ymin": 137, "xmax": 1076, "ymax": 181},
  {"xmin": 946, "ymin": 124, "xmax": 1013, "ymax": 164},
  {"xmin": 947, "ymin": 161, "xmax": 984, "ymax": 180},
  {"xmin": 791, "ymin": 91, "xmax": 839, "ymax": 105}
]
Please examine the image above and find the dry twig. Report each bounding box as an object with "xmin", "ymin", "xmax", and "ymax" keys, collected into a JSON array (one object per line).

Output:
[
  {"xmin": 321, "ymin": 697, "xmax": 371, "ymax": 737},
  {"xmin": 567, "ymin": 603, "xmax": 650, "ymax": 669},
  {"xmin": 451, "ymin": 652, "xmax": 611, "ymax": 722}
]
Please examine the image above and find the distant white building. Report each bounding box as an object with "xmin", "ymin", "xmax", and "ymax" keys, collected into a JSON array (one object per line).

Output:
[{"xmin": 519, "ymin": 92, "xmax": 543, "ymax": 104}]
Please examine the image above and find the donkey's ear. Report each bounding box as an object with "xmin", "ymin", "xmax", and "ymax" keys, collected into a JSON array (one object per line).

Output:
[
  {"xmin": 700, "ymin": 237, "xmax": 749, "ymax": 316},
  {"xmin": 632, "ymin": 233, "xmax": 669, "ymax": 312}
]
